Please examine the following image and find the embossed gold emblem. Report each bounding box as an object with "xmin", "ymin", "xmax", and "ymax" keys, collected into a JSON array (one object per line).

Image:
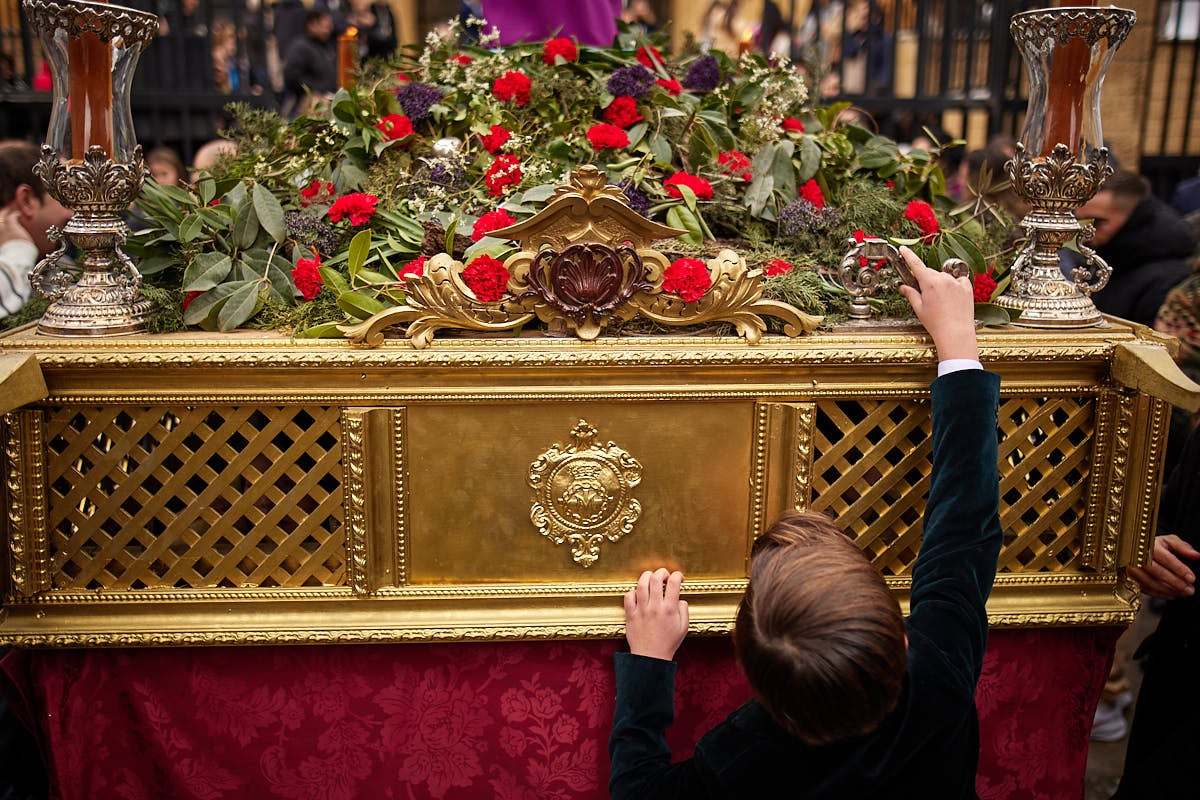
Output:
[{"xmin": 528, "ymin": 420, "xmax": 642, "ymax": 567}]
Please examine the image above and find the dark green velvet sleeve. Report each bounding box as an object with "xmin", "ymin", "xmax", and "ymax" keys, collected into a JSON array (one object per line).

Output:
[{"xmin": 906, "ymin": 369, "xmax": 1003, "ymax": 688}]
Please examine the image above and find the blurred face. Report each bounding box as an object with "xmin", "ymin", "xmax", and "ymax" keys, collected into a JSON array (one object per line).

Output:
[
  {"xmin": 308, "ymin": 14, "xmax": 333, "ymax": 40},
  {"xmin": 1076, "ymin": 191, "xmax": 1131, "ymax": 248},
  {"xmin": 150, "ymin": 160, "xmax": 182, "ymax": 186},
  {"xmin": 20, "ymin": 187, "xmax": 73, "ymax": 256}
]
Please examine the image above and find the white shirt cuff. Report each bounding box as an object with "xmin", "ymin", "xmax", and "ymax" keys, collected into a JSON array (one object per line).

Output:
[{"xmin": 937, "ymin": 359, "xmax": 983, "ymax": 377}]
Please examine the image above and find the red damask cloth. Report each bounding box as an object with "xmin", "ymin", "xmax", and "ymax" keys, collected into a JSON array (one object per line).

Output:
[{"xmin": 1, "ymin": 627, "xmax": 1119, "ymax": 800}]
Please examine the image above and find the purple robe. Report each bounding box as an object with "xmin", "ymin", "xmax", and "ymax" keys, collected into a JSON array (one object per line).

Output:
[{"xmin": 481, "ymin": 0, "xmax": 622, "ymax": 47}]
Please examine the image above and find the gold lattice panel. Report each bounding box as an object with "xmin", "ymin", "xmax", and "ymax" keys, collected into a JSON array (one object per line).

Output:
[
  {"xmin": 42, "ymin": 406, "xmax": 345, "ymax": 591},
  {"xmin": 809, "ymin": 397, "xmax": 1095, "ymax": 576}
]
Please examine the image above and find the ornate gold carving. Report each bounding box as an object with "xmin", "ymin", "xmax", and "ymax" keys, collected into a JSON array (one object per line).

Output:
[
  {"xmin": 394, "ymin": 407, "xmax": 407, "ymax": 586},
  {"xmin": 1107, "ymin": 394, "xmax": 1133, "ymax": 571},
  {"xmin": 1082, "ymin": 391, "xmax": 1117, "ymax": 570},
  {"xmin": 342, "ymin": 167, "xmax": 822, "ymax": 347},
  {"xmin": 5, "ymin": 411, "xmax": 50, "ymax": 598},
  {"xmin": 794, "ymin": 403, "xmax": 816, "ymax": 511},
  {"xmin": 342, "ymin": 410, "xmax": 370, "ymax": 596},
  {"xmin": 528, "ymin": 420, "xmax": 642, "ymax": 567}
]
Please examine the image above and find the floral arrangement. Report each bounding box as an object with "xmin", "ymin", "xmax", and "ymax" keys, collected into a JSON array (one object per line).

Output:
[{"xmin": 104, "ymin": 22, "xmax": 1018, "ymax": 338}]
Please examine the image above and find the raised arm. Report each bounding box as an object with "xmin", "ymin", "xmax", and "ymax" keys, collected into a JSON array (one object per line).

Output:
[{"xmin": 898, "ymin": 248, "xmax": 1003, "ymax": 685}]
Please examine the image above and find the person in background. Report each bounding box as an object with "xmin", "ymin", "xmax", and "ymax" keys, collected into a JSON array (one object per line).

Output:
[
  {"xmin": 621, "ymin": 0, "xmax": 657, "ymax": 34},
  {"xmin": 147, "ymin": 147, "xmax": 186, "ymax": 187},
  {"xmin": 346, "ymin": 0, "xmax": 397, "ymax": 61},
  {"xmin": 1111, "ymin": 420, "xmax": 1200, "ymax": 798},
  {"xmin": 211, "ymin": 18, "xmax": 243, "ymax": 94},
  {"xmin": 1076, "ymin": 169, "xmax": 1197, "ymax": 328},
  {"xmin": 0, "ymin": 140, "xmax": 73, "ymax": 319},
  {"xmin": 282, "ymin": 8, "xmax": 337, "ymax": 117},
  {"xmin": 189, "ymin": 139, "xmax": 238, "ymax": 182},
  {"xmin": 481, "ymin": 0, "xmax": 622, "ymax": 47}
]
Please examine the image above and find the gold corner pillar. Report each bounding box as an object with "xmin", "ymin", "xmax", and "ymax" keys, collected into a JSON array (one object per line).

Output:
[{"xmin": 0, "ymin": 320, "xmax": 1192, "ymax": 647}]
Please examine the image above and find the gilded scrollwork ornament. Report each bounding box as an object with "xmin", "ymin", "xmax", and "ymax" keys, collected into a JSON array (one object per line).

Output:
[{"xmin": 341, "ymin": 166, "xmax": 823, "ymax": 347}]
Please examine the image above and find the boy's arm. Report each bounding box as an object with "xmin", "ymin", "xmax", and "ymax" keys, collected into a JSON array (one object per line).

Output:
[
  {"xmin": 898, "ymin": 249, "xmax": 1003, "ymax": 685},
  {"xmin": 608, "ymin": 569, "xmax": 713, "ymax": 798}
]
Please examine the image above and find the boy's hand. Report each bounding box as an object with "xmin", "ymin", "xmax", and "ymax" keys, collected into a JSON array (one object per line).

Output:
[
  {"xmin": 897, "ymin": 246, "xmax": 979, "ymax": 363},
  {"xmin": 624, "ymin": 568, "xmax": 689, "ymax": 661}
]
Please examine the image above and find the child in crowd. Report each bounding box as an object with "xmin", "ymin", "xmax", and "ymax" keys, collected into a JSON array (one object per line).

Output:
[{"xmin": 610, "ymin": 247, "xmax": 1002, "ymax": 798}]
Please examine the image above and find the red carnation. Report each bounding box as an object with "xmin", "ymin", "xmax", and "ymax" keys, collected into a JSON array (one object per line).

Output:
[
  {"xmin": 904, "ymin": 200, "xmax": 940, "ymax": 239},
  {"xmin": 182, "ymin": 290, "xmax": 201, "ymax": 310},
  {"xmin": 717, "ymin": 151, "xmax": 753, "ymax": 182},
  {"xmin": 327, "ymin": 192, "xmax": 379, "ymax": 226},
  {"xmin": 663, "ymin": 257, "xmax": 712, "ymax": 302},
  {"xmin": 636, "ymin": 45, "xmax": 663, "ymax": 69},
  {"xmin": 291, "ymin": 253, "xmax": 323, "ymax": 301},
  {"xmin": 483, "ymin": 154, "xmax": 523, "ymax": 196},
  {"xmin": 586, "ymin": 123, "xmax": 630, "ymax": 152},
  {"xmin": 480, "ymin": 124, "xmax": 512, "ymax": 154},
  {"xmin": 400, "ymin": 255, "xmax": 426, "ymax": 279},
  {"xmin": 462, "ymin": 255, "xmax": 510, "ymax": 302},
  {"xmin": 603, "ymin": 96, "xmax": 643, "ymax": 129},
  {"xmin": 655, "ymin": 78, "xmax": 682, "ymax": 96},
  {"xmin": 782, "ymin": 117, "xmax": 805, "ymax": 134},
  {"xmin": 493, "ymin": 70, "xmax": 532, "ymax": 106},
  {"xmin": 542, "ymin": 37, "xmax": 578, "ymax": 65},
  {"xmin": 973, "ymin": 269, "xmax": 998, "ymax": 303},
  {"xmin": 376, "ymin": 113, "xmax": 413, "ymax": 142},
  {"xmin": 799, "ymin": 178, "xmax": 824, "ymax": 209},
  {"xmin": 471, "ymin": 209, "xmax": 517, "ymax": 241},
  {"xmin": 852, "ymin": 229, "xmax": 866, "ymax": 243},
  {"xmin": 300, "ymin": 180, "xmax": 335, "ymax": 207},
  {"xmin": 764, "ymin": 259, "xmax": 792, "ymax": 276},
  {"xmin": 449, "ymin": 54, "xmax": 472, "ymax": 66},
  {"xmin": 664, "ymin": 172, "xmax": 714, "ymax": 201}
]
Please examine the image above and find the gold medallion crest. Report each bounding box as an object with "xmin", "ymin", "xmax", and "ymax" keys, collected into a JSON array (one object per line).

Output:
[{"xmin": 528, "ymin": 420, "xmax": 643, "ymax": 567}]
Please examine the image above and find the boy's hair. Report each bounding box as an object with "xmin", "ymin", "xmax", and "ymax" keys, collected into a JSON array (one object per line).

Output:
[
  {"xmin": 0, "ymin": 140, "xmax": 44, "ymax": 207},
  {"xmin": 733, "ymin": 510, "xmax": 907, "ymax": 745}
]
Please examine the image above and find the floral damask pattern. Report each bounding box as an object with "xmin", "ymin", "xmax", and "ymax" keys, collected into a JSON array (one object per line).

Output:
[{"xmin": 1, "ymin": 629, "xmax": 1119, "ymax": 799}]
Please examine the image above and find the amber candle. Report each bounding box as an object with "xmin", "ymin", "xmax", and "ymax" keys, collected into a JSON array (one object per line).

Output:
[
  {"xmin": 67, "ymin": 31, "xmax": 113, "ymax": 159},
  {"xmin": 337, "ymin": 27, "xmax": 358, "ymax": 90},
  {"xmin": 1040, "ymin": 36, "xmax": 1089, "ymax": 156}
]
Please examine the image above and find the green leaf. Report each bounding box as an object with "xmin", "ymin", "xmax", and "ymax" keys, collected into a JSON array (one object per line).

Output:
[
  {"xmin": 182, "ymin": 252, "xmax": 232, "ymax": 291},
  {"xmin": 519, "ymin": 184, "xmax": 557, "ymax": 204},
  {"xmin": 357, "ymin": 268, "xmax": 395, "ymax": 285},
  {"xmin": 744, "ymin": 174, "xmax": 775, "ymax": 217},
  {"xmin": 673, "ymin": 183, "xmax": 698, "ymax": 213},
  {"xmin": 444, "ymin": 218, "xmax": 458, "ymax": 252},
  {"xmin": 216, "ymin": 281, "xmax": 262, "ymax": 331},
  {"xmin": 974, "ymin": 302, "xmax": 1017, "ymax": 327},
  {"xmin": 944, "ymin": 231, "xmax": 986, "ymax": 274},
  {"xmin": 666, "ymin": 205, "xmax": 702, "ymax": 246},
  {"xmin": 177, "ymin": 213, "xmax": 206, "ymax": 243},
  {"xmin": 156, "ymin": 183, "xmax": 198, "ymax": 207},
  {"xmin": 346, "ymin": 229, "xmax": 372, "ymax": 277},
  {"xmin": 319, "ymin": 266, "xmax": 352, "ymax": 296},
  {"xmin": 648, "ymin": 135, "xmax": 672, "ymax": 166},
  {"xmin": 197, "ymin": 178, "xmax": 216, "ymax": 206},
  {"xmin": 136, "ymin": 255, "xmax": 175, "ymax": 276},
  {"xmin": 295, "ymin": 322, "xmax": 347, "ymax": 339},
  {"xmin": 182, "ymin": 281, "xmax": 244, "ymax": 328},
  {"xmin": 796, "ymin": 136, "xmax": 821, "ymax": 183},
  {"xmin": 252, "ymin": 182, "xmax": 287, "ymax": 242},
  {"xmin": 626, "ymin": 122, "xmax": 648, "ymax": 146},
  {"xmin": 232, "ymin": 199, "xmax": 260, "ymax": 249},
  {"xmin": 336, "ymin": 161, "xmax": 367, "ymax": 190},
  {"xmin": 337, "ymin": 290, "xmax": 386, "ymax": 320}
]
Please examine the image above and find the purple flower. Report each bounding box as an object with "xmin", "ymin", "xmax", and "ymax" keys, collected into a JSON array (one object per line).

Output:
[
  {"xmin": 606, "ymin": 65, "xmax": 655, "ymax": 98},
  {"xmin": 682, "ymin": 54, "xmax": 721, "ymax": 93},
  {"xmin": 779, "ymin": 199, "xmax": 840, "ymax": 237},
  {"xmin": 618, "ymin": 180, "xmax": 649, "ymax": 216},
  {"xmin": 397, "ymin": 82, "xmax": 443, "ymax": 122}
]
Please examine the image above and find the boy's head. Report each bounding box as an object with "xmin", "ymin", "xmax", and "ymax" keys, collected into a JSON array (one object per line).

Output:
[{"xmin": 733, "ymin": 510, "xmax": 907, "ymax": 745}]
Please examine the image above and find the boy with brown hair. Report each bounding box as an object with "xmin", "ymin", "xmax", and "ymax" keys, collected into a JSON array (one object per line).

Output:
[{"xmin": 610, "ymin": 248, "xmax": 1003, "ymax": 798}]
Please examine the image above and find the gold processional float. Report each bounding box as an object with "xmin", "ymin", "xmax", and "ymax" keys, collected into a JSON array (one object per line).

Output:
[{"xmin": 1, "ymin": 4, "xmax": 1198, "ymax": 646}]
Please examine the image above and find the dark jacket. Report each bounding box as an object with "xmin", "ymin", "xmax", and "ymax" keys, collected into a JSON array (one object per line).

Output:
[
  {"xmin": 609, "ymin": 370, "xmax": 1003, "ymax": 799},
  {"xmin": 283, "ymin": 34, "xmax": 337, "ymax": 96},
  {"xmin": 1091, "ymin": 196, "xmax": 1197, "ymax": 326}
]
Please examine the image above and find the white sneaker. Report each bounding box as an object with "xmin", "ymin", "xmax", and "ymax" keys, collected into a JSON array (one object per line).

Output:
[{"xmin": 1091, "ymin": 691, "xmax": 1133, "ymax": 742}]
